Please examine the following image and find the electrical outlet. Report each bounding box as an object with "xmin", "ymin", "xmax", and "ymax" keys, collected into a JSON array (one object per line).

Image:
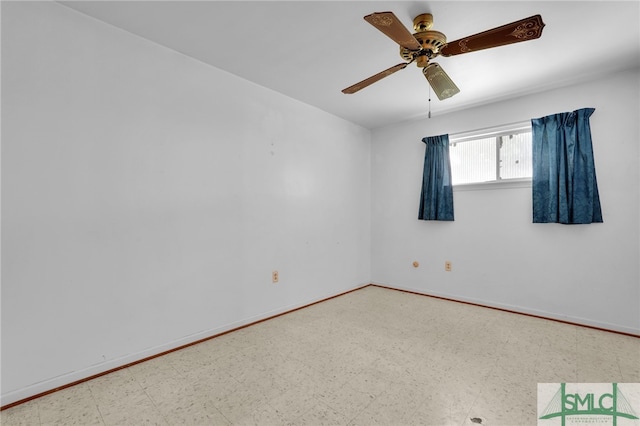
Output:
[
  {"xmin": 272, "ymin": 271, "xmax": 279, "ymax": 283},
  {"xmin": 445, "ymin": 261, "xmax": 452, "ymax": 272}
]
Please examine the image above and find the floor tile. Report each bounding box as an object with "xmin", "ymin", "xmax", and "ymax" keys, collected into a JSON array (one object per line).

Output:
[
  {"xmin": 295, "ymin": 401, "xmax": 348, "ymax": 426},
  {"xmin": 1, "ymin": 400, "xmax": 40, "ymax": 426},
  {"xmin": 263, "ymin": 385, "xmax": 319, "ymax": 424},
  {"xmin": 37, "ymin": 383, "xmax": 103, "ymax": 425},
  {"xmin": 315, "ymin": 382, "xmax": 376, "ymax": 422},
  {"xmin": 96, "ymin": 390, "xmax": 166, "ymax": 426}
]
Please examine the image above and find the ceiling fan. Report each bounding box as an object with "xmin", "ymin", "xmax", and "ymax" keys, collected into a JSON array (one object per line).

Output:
[{"xmin": 342, "ymin": 11, "xmax": 545, "ymax": 101}]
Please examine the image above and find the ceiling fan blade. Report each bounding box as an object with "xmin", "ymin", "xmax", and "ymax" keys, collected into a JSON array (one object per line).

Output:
[
  {"xmin": 440, "ymin": 15, "xmax": 545, "ymax": 57},
  {"xmin": 423, "ymin": 62, "xmax": 460, "ymax": 100},
  {"xmin": 364, "ymin": 12, "xmax": 422, "ymax": 51},
  {"xmin": 342, "ymin": 63, "xmax": 409, "ymax": 94}
]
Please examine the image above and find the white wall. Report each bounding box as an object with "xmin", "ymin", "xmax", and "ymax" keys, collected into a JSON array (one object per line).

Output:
[
  {"xmin": 371, "ymin": 67, "xmax": 640, "ymax": 335},
  {"xmin": 1, "ymin": 2, "xmax": 371, "ymax": 405}
]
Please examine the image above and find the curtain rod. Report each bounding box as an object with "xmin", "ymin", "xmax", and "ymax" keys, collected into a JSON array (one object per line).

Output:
[{"xmin": 449, "ymin": 120, "xmax": 531, "ymax": 144}]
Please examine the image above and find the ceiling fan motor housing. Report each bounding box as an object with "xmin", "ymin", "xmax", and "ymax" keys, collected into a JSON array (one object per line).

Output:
[{"xmin": 400, "ymin": 13, "xmax": 447, "ymax": 67}]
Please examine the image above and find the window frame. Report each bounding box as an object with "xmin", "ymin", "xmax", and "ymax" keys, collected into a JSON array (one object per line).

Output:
[{"xmin": 449, "ymin": 121, "xmax": 533, "ymax": 190}]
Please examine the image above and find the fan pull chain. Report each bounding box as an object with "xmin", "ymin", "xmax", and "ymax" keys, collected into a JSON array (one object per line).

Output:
[{"xmin": 428, "ymin": 85, "xmax": 432, "ymax": 119}]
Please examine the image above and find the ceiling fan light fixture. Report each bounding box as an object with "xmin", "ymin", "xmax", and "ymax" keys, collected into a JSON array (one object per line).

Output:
[
  {"xmin": 423, "ymin": 62, "xmax": 460, "ymax": 100},
  {"xmin": 343, "ymin": 11, "xmax": 544, "ymax": 105}
]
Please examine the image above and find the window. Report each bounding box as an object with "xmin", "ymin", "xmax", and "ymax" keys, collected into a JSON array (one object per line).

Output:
[{"xmin": 449, "ymin": 122, "xmax": 532, "ymax": 186}]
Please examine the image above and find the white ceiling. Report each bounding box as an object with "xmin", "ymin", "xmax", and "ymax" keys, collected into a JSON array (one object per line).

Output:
[{"xmin": 59, "ymin": 1, "xmax": 640, "ymax": 130}]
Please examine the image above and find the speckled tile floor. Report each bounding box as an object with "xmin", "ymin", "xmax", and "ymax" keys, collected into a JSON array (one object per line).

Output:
[{"xmin": 2, "ymin": 286, "xmax": 639, "ymax": 425}]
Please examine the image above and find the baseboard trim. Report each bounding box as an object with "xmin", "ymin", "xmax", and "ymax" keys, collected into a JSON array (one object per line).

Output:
[
  {"xmin": 0, "ymin": 284, "xmax": 369, "ymax": 411},
  {"xmin": 370, "ymin": 283, "xmax": 640, "ymax": 338}
]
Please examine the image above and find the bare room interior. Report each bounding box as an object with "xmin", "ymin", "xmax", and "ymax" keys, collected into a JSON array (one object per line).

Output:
[{"xmin": 2, "ymin": 1, "xmax": 639, "ymax": 425}]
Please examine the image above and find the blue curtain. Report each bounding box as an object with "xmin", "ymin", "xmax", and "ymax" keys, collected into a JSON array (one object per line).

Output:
[
  {"xmin": 532, "ymin": 108, "xmax": 603, "ymax": 224},
  {"xmin": 418, "ymin": 134, "xmax": 454, "ymax": 221}
]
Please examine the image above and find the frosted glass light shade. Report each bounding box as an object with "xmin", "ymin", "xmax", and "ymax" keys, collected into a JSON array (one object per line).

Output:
[{"xmin": 423, "ymin": 62, "xmax": 460, "ymax": 100}]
